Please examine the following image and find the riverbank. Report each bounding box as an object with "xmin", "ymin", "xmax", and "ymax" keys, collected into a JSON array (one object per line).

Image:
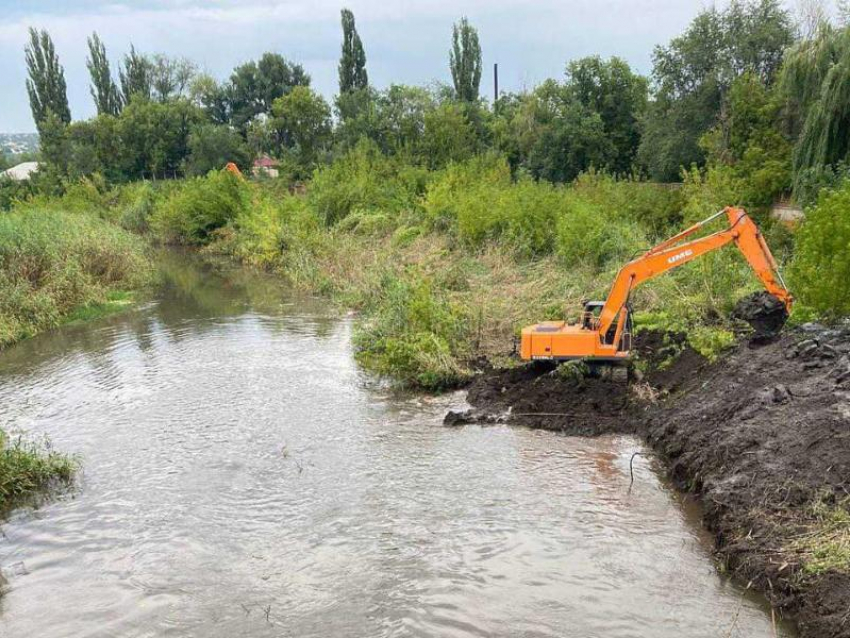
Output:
[
  {"xmin": 451, "ymin": 327, "xmax": 850, "ymax": 638},
  {"xmin": 0, "ymin": 207, "xmax": 152, "ymax": 350}
]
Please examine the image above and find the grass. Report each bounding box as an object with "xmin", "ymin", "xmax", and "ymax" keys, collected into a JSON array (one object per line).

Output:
[
  {"xmin": 0, "ymin": 207, "xmax": 151, "ymax": 349},
  {"xmin": 0, "ymin": 429, "xmax": 77, "ymax": 514},
  {"xmin": 8, "ymin": 153, "xmax": 803, "ymax": 389},
  {"xmin": 792, "ymin": 497, "xmax": 850, "ymax": 577},
  {"xmin": 62, "ymin": 290, "xmax": 139, "ymax": 325}
]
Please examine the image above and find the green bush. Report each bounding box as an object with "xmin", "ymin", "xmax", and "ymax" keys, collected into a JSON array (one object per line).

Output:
[
  {"xmin": 556, "ymin": 197, "xmax": 647, "ymax": 269},
  {"xmin": 353, "ymin": 272, "xmax": 472, "ymax": 389},
  {"xmin": 150, "ymin": 170, "xmax": 248, "ymax": 245},
  {"xmin": 0, "ymin": 208, "xmax": 150, "ymax": 347},
  {"xmin": 790, "ymin": 179, "xmax": 850, "ymax": 317},
  {"xmin": 309, "ymin": 140, "xmax": 427, "ymax": 225}
]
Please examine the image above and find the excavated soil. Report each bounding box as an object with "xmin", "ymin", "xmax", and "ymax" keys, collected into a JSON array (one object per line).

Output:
[{"xmin": 450, "ymin": 326, "xmax": 850, "ymax": 638}]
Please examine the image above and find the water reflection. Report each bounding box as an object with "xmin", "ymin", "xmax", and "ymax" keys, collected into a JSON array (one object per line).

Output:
[{"xmin": 0, "ymin": 250, "xmax": 795, "ymax": 638}]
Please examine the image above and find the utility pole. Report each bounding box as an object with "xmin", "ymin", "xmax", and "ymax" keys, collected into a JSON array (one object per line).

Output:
[{"xmin": 493, "ymin": 63, "xmax": 499, "ymax": 111}]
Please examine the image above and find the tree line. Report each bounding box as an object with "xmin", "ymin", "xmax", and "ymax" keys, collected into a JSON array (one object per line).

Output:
[{"xmin": 17, "ymin": 1, "xmax": 850, "ymax": 207}]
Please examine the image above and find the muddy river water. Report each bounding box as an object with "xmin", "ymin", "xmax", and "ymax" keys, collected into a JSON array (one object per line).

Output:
[{"xmin": 0, "ymin": 251, "xmax": 796, "ymax": 638}]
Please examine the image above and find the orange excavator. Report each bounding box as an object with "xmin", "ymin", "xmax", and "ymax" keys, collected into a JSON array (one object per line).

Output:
[{"xmin": 520, "ymin": 207, "xmax": 793, "ymax": 362}]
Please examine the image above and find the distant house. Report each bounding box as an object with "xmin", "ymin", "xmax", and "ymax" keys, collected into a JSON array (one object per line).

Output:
[
  {"xmin": 252, "ymin": 156, "xmax": 280, "ymax": 178},
  {"xmin": 1, "ymin": 161, "xmax": 40, "ymax": 181}
]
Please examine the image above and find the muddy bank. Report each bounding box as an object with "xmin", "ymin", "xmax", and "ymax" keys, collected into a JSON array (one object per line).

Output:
[{"xmin": 451, "ymin": 326, "xmax": 850, "ymax": 638}]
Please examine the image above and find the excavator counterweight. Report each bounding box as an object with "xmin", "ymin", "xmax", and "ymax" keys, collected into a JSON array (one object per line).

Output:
[{"xmin": 520, "ymin": 207, "xmax": 793, "ymax": 362}]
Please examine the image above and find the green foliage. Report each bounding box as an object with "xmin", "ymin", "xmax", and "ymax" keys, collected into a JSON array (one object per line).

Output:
[
  {"xmin": 0, "ymin": 429, "xmax": 76, "ymax": 512},
  {"xmin": 25, "ymin": 27, "xmax": 71, "ymax": 130},
  {"xmin": 640, "ymin": 0, "xmax": 794, "ymax": 180},
  {"xmin": 555, "ymin": 197, "xmax": 647, "ymax": 270},
  {"xmin": 120, "ymin": 45, "xmax": 152, "ymax": 104},
  {"xmin": 0, "ymin": 207, "xmax": 150, "ymax": 348},
  {"xmin": 228, "ymin": 53, "xmax": 310, "ymax": 132},
  {"xmin": 701, "ymin": 72, "xmax": 792, "ymax": 210},
  {"xmin": 420, "ymin": 102, "xmax": 482, "ymax": 169},
  {"xmin": 150, "ymin": 170, "xmax": 249, "ymax": 245},
  {"xmin": 353, "ymin": 272, "xmax": 472, "ymax": 389},
  {"xmin": 86, "ymin": 32, "xmax": 121, "ymax": 116},
  {"xmin": 271, "ymin": 86, "xmax": 332, "ymax": 176},
  {"xmin": 308, "ymin": 140, "xmax": 426, "ymax": 225},
  {"xmin": 780, "ymin": 24, "xmax": 850, "ymax": 194},
  {"xmin": 499, "ymin": 79, "xmax": 617, "ymax": 183},
  {"xmin": 185, "ymin": 123, "xmax": 252, "ymax": 177},
  {"xmin": 565, "ymin": 56, "xmax": 648, "ymax": 174},
  {"xmin": 339, "ymin": 8, "xmax": 368, "ymax": 94},
  {"xmin": 450, "ymin": 17, "xmax": 482, "ymax": 102},
  {"xmin": 687, "ymin": 325, "xmax": 736, "ymax": 360},
  {"xmin": 790, "ymin": 178, "xmax": 850, "ymax": 316}
]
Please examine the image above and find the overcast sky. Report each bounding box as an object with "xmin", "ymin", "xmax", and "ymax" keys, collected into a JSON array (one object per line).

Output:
[{"xmin": 0, "ymin": 0, "xmax": 813, "ymax": 132}]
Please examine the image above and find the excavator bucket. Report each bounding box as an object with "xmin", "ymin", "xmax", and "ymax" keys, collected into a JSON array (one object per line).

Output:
[{"xmin": 732, "ymin": 291, "xmax": 789, "ymax": 338}]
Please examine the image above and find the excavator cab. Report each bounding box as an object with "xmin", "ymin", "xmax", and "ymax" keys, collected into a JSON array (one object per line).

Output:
[{"xmin": 581, "ymin": 301, "xmax": 605, "ymax": 329}]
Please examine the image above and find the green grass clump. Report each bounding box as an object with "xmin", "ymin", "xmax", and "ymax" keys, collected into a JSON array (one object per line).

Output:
[
  {"xmin": 353, "ymin": 271, "xmax": 473, "ymax": 390},
  {"xmin": 793, "ymin": 497, "xmax": 850, "ymax": 577},
  {"xmin": 0, "ymin": 208, "xmax": 151, "ymax": 348},
  {"xmin": 0, "ymin": 429, "xmax": 76, "ymax": 513}
]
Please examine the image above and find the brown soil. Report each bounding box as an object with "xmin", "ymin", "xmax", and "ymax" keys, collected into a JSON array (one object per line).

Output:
[{"xmin": 450, "ymin": 326, "xmax": 850, "ymax": 638}]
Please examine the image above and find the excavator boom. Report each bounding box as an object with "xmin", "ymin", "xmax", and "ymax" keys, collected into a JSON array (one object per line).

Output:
[{"xmin": 520, "ymin": 207, "xmax": 792, "ymax": 362}]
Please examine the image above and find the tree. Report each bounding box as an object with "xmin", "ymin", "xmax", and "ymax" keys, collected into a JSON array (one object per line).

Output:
[
  {"xmin": 639, "ymin": 0, "xmax": 794, "ymax": 180},
  {"xmin": 565, "ymin": 56, "xmax": 647, "ymax": 174},
  {"xmin": 271, "ymin": 86, "xmax": 332, "ymax": 174},
  {"xmin": 339, "ymin": 8, "xmax": 368, "ymax": 94},
  {"xmin": 780, "ymin": 24, "xmax": 850, "ymax": 184},
  {"xmin": 510, "ymin": 81, "xmax": 613, "ymax": 182},
  {"xmin": 120, "ymin": 45, "xmax": 152, "ymax": 104},
  {"xmin": 450, "ymin": 17, "xmax": 482, "ymax": 102},
  {"xmin": 421, "ymin": 102, "xmax": 479, "ymax": 168},
  {"xmin": 185, "ymin": 124, "xmax": 252, "ymax": 176},
  {"xmin": 229, "ymin": 53, "xmax": 310, "ymax": 131},
  {"xmin": 190, "ymin": 74, "xmax": 231, "ymax": 124},
  {"xmin": 25, "ymin": 27, "xmax": 71, "ymax": 130},
  {"xmin": 86, "ymin": 32, "xmax": 121, "ymax": 116},
  {"xmin": 150, "ymin": 54, "xmax": 196, "ymax": 102}
]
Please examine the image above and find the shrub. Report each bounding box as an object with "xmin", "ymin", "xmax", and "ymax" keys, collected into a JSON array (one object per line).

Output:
[
  {"xmin": 309, "ymin": 140, "xmax": 426, "ymax": 225},
  {"xmin": 422, "ymin": 153, "xmax": 510, "ymax": 231},
  {"xmin": 790, "ymin": 179, "xmax": 850, "ymax": 317},
  {"xmin": 0, "ymin": 208, "xmax": 150, "ymax": 347},
  {"xmin": 556, "ymin": 197, "xmax": 647, "ymax": 269},
  {"xmin": 150, "ymin": 170, "xmax": 248, "ymax": 245},
  {"xmin": 353, "ymin": 271, "xmax": 472, "ymax": 389}
]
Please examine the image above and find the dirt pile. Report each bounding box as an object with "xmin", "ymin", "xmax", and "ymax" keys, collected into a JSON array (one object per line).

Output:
[
  {"xmin": 448, "ymin": 325, "xmax": 850, "ymax": 637},
  {"xmin": 643, "ymin": 324, "xmax": 850, "ymax": 637}
]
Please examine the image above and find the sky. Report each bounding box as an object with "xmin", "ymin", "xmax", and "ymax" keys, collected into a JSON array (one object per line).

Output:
[{"xmin": 0, "ymin": 0, "xmax": 811, "ymax": 132}]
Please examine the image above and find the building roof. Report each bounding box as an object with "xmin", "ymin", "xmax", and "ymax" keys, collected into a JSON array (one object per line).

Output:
[
  {"xmin": 1, "ymin": 161, "xmax": 40, "ymax": 181},
  {"xmin": 253, "ymin": 156, "xmax": 279, "ymax": 168}
]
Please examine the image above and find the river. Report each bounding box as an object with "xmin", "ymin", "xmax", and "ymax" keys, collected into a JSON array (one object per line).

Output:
[{"xmin": 0, "ymin": 250, "xmax": 795, "ymax": 637}]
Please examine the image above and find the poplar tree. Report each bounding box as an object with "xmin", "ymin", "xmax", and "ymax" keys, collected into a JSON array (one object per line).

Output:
[
  {"xmin": 120, "ymin": 45, "xmax": 153, "ymax": 104},
  {"xmin": 450, "ymin": 17, "xmax": 482, "ymax": 102},
  {"xmin": 87, "ymin": 32, "xmax": 121, "ymax": 116},
  {"xmin": 339, "ymin": 8, "xmax": 368, "ymax": 93},
  {"xmin": 25, "ymin": 27, "xmax": 71, "ymax": 129}
]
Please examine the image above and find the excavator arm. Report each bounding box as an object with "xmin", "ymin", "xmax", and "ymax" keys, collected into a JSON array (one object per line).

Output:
[{"xmin": 596, "ymin": 207, "xmax": 793, "ymax": 340}]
